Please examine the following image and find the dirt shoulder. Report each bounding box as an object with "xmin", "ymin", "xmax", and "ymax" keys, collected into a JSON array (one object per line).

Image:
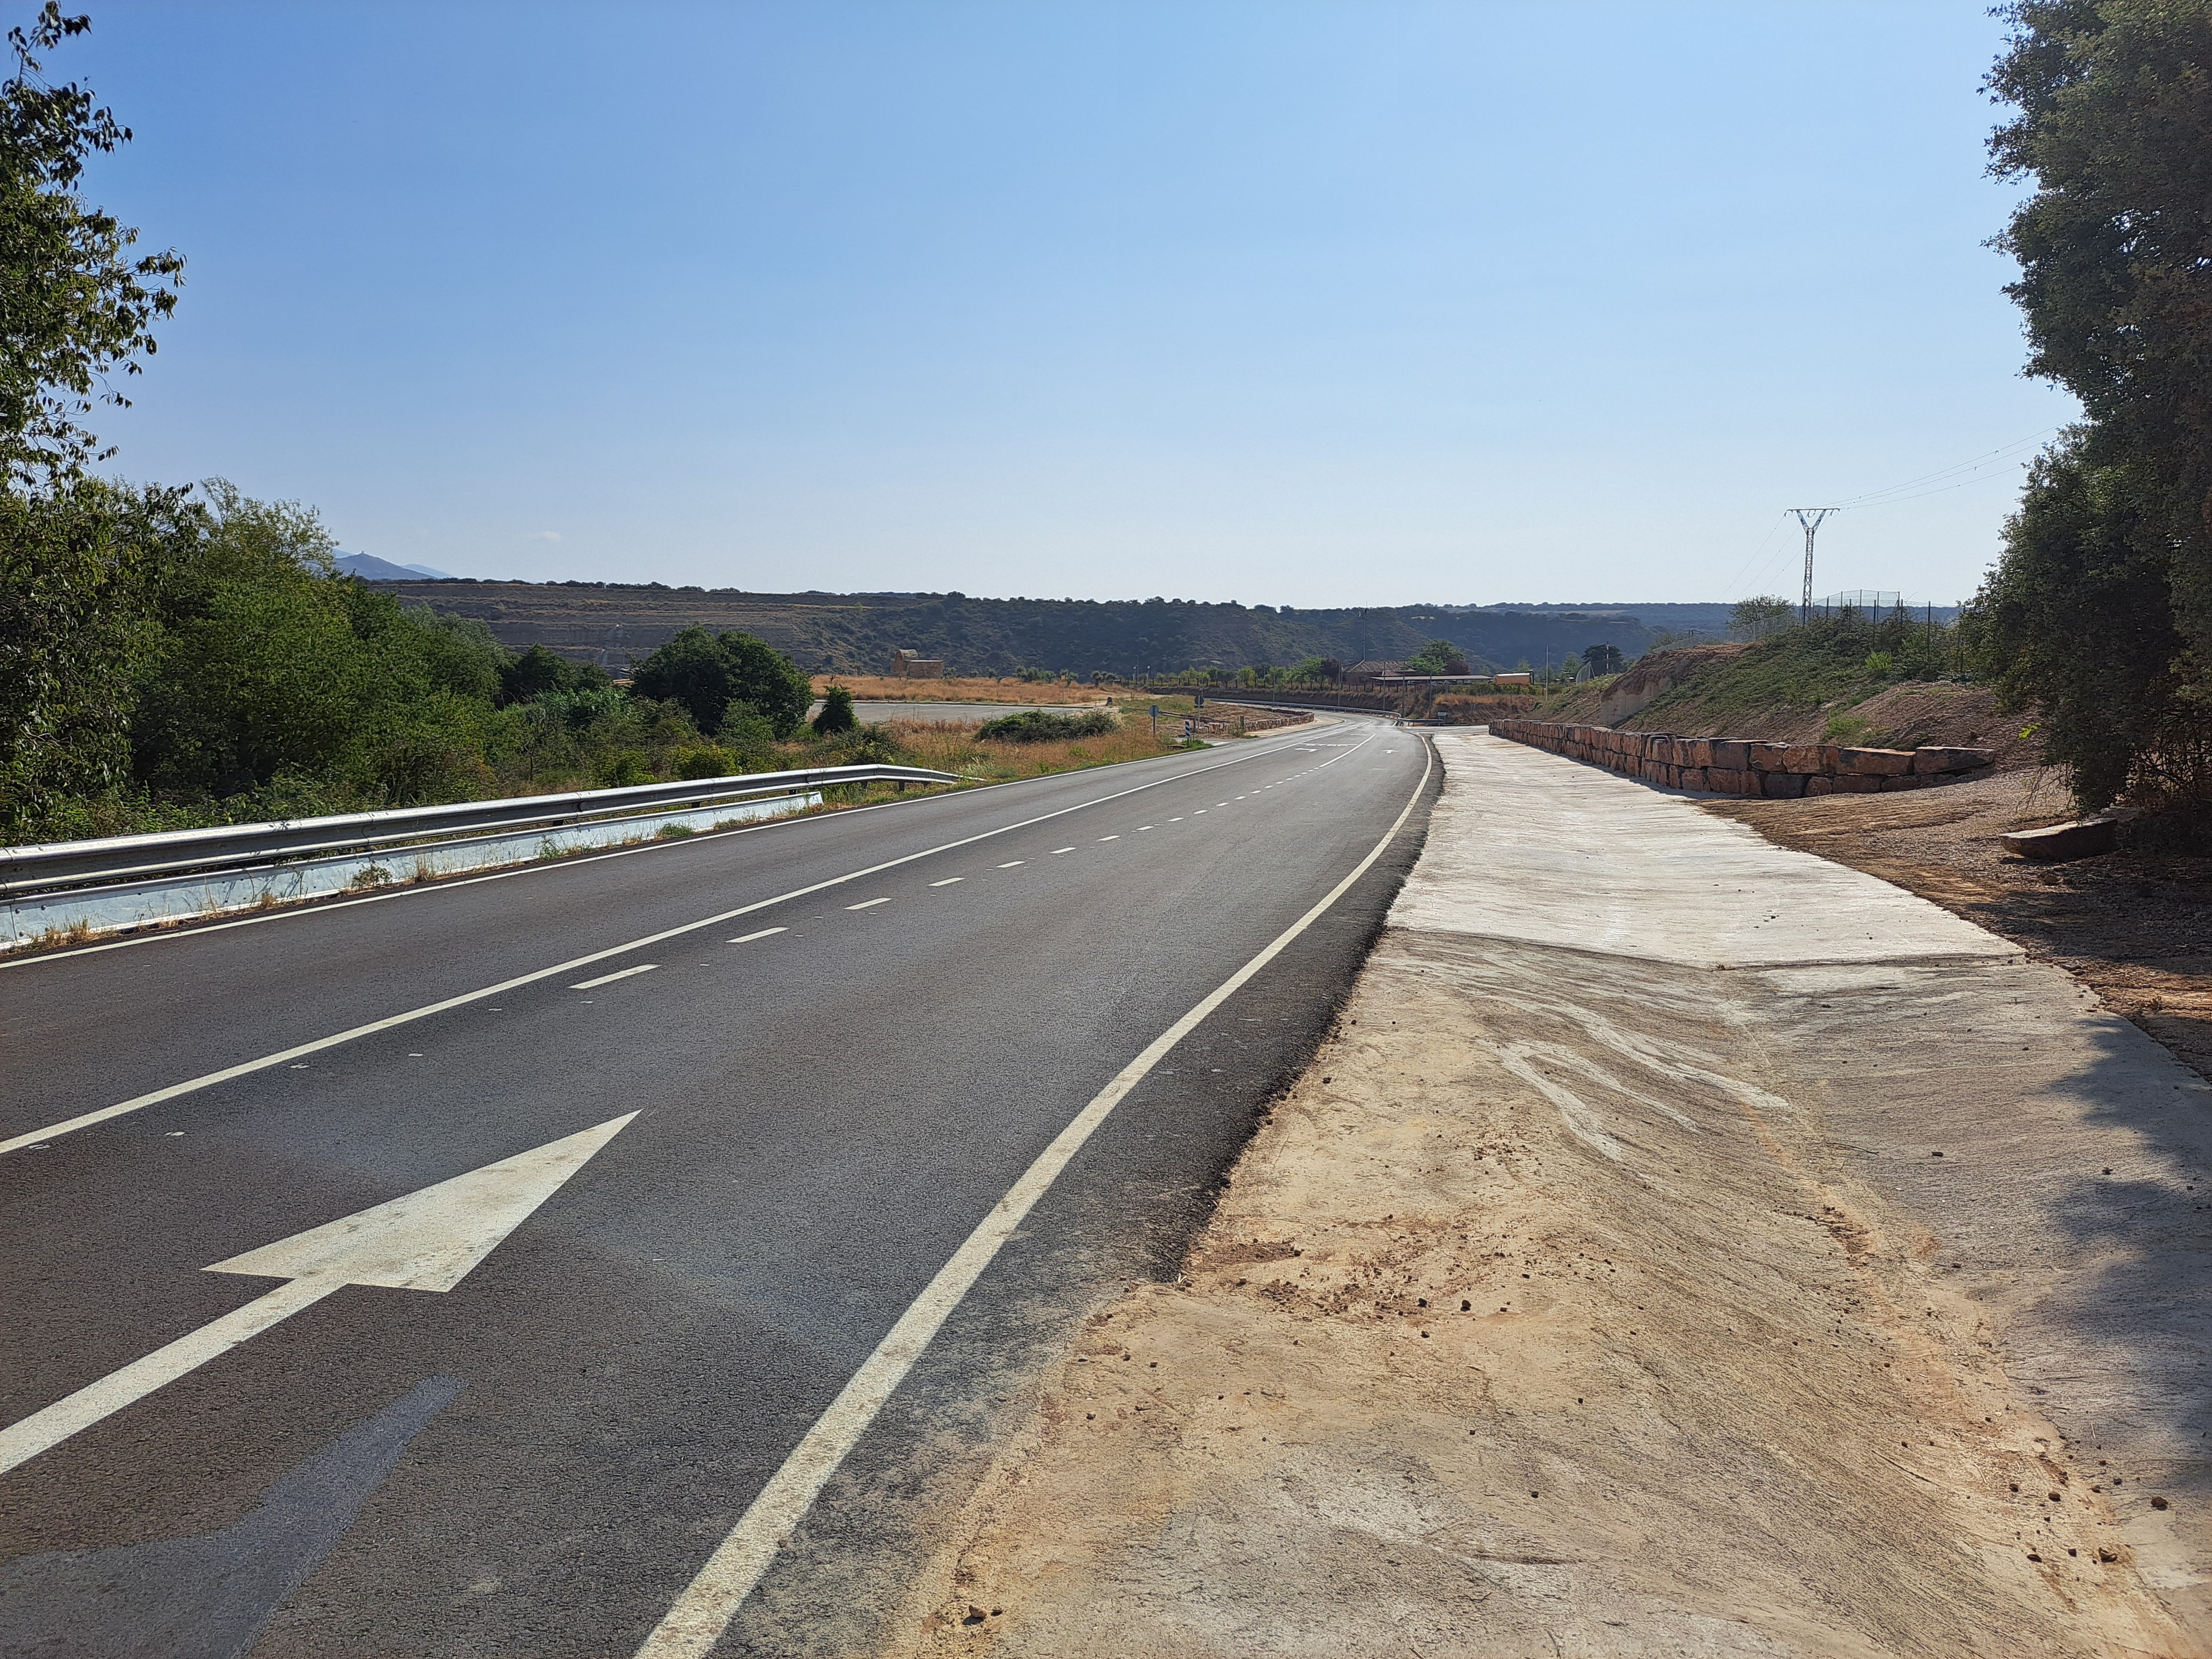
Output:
[
  {"xmin": 873, "ymin": 735, "xmax": 2208, "ymax": 1658},
  {"xmin": 1704, "ymin": 767, "xmax": 2212, "ymax": 1084}
]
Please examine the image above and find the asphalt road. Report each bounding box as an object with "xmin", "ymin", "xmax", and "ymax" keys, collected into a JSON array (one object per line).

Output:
[{"xmin": 0, "ymin": 717, "xmax": 1435, "ymax": 1658}]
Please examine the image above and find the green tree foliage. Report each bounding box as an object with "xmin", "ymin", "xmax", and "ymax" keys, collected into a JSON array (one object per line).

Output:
[
  {"xmin": 0, "ymin": 6, "xmax": 183, "ymax": 489},
  {"xmin": 0, "ymin": 480, "xmax": 137, "ymax": 828},
  {"xmin": 124, "ymin": 481, "xmax": 510, "ymax": 805},
  {"xmin": 1965, "ymin": 430, "xmax": 2202, "ymax": 810},
  {"xmin": 629, "ymin": 626, "xmax": 813, "ymax": 738},
  {"xmin": 498, "ymin": 641, "xmax": 606, "ymax": 706},
  {"xmin": 1405, "ymin": 639, "xmax": 1470, "ymax": 675},
  {"xmin": 1581, "ymin": 642, "xmax": 1626, "ymax": 676},
  {"xmin": 1980, "ymin": 3, "xmax": 2212, "ymax": 815},
  {"xmin": 1990, "ymin": 0, "xmax": 2212, "ymax": 655},
  {"xmin": 811, "ymin": 684, "xmax": 857, "ymax": 736},
  {"xmin": 1729, "ymin": 596, "xmax": 1793, "ymax": 637}
]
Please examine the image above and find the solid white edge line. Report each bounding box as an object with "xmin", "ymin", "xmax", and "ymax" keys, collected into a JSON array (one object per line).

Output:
[
  {"xmin": 631, "ymin": 735, "xmax": 1434, "ymax": 1659},
  {"xmin": 0, "ymin": 722, "xmax": 1374, "ymax": 1158}
]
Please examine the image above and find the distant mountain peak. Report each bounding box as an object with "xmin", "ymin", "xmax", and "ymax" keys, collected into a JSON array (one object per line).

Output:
[{"xmin": 335, "ymin": 553, "xmax": 453, "ymax": 581}]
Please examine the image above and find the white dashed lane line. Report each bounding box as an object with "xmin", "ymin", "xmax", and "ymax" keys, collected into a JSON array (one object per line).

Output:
[
  {"xmin": 571, "ymin": 964, "xmax": 659, "ymax": 990},
  {"xmin": 846, "ymin": 897, "xmax": 893, "ymax": 911},
  {"xmin": 929, "ymin": 878, "xmax": 964, "ymax": 887},
  {"xmin": 729, "ymin": 927, "xmax": 786, "ymax": 944},
  {"xmin": 1051, "ymin": 847, "xmax": 1075, "ymax": 855},
  {"xmin": 996, "ymin": 861, "xmax": 1024, "ymax": 868},
  {"xmin": 1097, "ymin": 835, "xmax": 1118, "ymax": 841}
]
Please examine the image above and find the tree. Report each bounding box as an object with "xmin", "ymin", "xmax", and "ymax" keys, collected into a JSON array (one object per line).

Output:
[
  {"xmin": 1405, "ymin": 639, "xmax": 1470, "ymax": 675},
  {"xmin": 0, "ymin": 5, "xmax": 184, "ymax": 489},
  {"xmin": 0, "ymin": 480, "xmax": 137, "ymax": 830},
  {"xmin": 1729, "ymin": 596, "xmax": 1792, "ymax": 638},
  {"xmin": 1989, "ymin": 1, "xmax": 2212, "ymax": 652},
  {"xmin": 1982, "ymin": 2, "xmax": 2212, "ymax": 814},
  {"xmin": 629, "ymin": 627, "xmax": 812, "ymax": 738},
  {"xmin": 1965, "ymin": 428, "xmax": 2201, "ymax": 812},
  {"xmin": 812, "ymin": 684, "xmax": 856, "ymax": 736},
  {"xmin": 1581, "ymin": 642, "xmax": 1626, "ymax": 677}
]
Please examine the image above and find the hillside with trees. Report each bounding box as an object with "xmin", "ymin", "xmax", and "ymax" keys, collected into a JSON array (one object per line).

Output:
[{"xmin": 356, "ymin": 577, "xmax": 1683, "ymax": 682}]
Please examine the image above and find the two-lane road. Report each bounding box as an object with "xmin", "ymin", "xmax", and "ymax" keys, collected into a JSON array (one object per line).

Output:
[{"xmin": 0, "ymin": 719, "xmax": 1434, "ymax": 1657}]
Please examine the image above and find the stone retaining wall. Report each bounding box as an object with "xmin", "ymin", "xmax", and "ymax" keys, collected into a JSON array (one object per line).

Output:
[{"xmin": 1489, "ymin": 718, "xmax": 1994, "ymax": 799}]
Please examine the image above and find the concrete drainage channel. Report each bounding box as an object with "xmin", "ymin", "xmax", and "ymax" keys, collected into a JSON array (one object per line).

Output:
[{"xmin": 1, "ymin": 764, "xmax": 962, "ymax": 952}]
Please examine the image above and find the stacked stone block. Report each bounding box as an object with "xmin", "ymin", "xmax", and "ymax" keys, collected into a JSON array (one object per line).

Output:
[{"xmin": 1487, "ymin": 719, "xmax": 1993, "ymax": 799}]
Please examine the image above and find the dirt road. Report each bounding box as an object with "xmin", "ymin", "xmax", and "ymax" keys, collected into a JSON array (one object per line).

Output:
[{"xmin": 875, "ymin": 732, "xmax": 2209, "ymax": 1657}]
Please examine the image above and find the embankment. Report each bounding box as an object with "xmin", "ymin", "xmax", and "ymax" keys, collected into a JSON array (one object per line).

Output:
[{"xmin": 874, "ymin": 732, "xmax": 2209, "ymax": 1658}]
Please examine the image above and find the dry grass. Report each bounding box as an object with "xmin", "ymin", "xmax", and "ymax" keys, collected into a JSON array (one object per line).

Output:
[
  {"xmin": 880, "ymin": 718, "xmax": 1205, "ymax": 782},
  {"xmin": 811, "ymin": 675, "xmax": 1124, "ymax": 704}
]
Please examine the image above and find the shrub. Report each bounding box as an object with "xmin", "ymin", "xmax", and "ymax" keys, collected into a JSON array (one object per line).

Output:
[
  {"xmin": 976, "ymin": 708, "xmax": 1118, "ymax": 742},
  {"xmin": 672, "ymin": 744, "xmax": 735, "ymax": 780},
  {"xmin": 630, "ymin": 626, "xmax": 812, "ymax": 738},
  {"xmin": 812, "ymin": 685, "xmax": 857, "ymax": 736}
]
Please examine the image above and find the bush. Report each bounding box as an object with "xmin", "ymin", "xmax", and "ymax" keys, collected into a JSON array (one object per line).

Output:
[
  {"xmin": 976, "ymin": 708, "xmax": 1118, "ymax": 742},
  {"xmin": 812, "ymin": 685, "xmax": 857, "ymax": 736},
  {"xmin": 672, "ymin": 745, "xmax": 735, "ymax": 780},
  {"xmin": 630, "ymin": 626, "xmax": 812, "ymax": 738}
]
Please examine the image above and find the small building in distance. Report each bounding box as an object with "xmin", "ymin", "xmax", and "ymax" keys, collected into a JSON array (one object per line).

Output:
[
  {"xmin": 1341, "ymin": 660, "xmax": 1405, "ymax": 685},
  {"xmin": 886, "ymin": 648, "xmax": 946, "ymax": 678}
]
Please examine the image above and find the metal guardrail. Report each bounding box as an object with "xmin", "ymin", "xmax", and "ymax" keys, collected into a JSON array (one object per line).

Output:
[{"xmin": 0, "ymin": 765, "xmax": 965, "ymax": 896}]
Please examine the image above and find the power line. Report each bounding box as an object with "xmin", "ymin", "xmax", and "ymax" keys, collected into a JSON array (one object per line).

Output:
[{"xmin": 1828, "ymin": 427, "xmax": 2060, "ymax": 510}]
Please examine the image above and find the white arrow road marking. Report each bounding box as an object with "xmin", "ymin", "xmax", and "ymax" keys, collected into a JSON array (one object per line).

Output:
[{"xmin": 0, "ymin": 1114, "xmax": 635, "ymax": 1477}]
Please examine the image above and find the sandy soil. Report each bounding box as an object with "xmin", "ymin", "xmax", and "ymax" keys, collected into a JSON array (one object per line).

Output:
[
  {"xmin": 866, "ymin": 738, "xmax": 2206, "ymax": 1659},
  {"xmin": 1705, "ymin": 768, "xmax": 2212, "ymax": 1084}
]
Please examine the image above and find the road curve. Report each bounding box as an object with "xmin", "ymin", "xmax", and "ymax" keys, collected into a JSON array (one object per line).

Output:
[{"xmin": 0, "ymin": 717, "xmax": 1435, "ymax": 1658}]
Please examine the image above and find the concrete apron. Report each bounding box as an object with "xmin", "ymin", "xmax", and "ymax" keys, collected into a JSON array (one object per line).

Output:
[
  {"xmin": 1, "ymin": 790, "xmax": 821, "ymax": 951},
  {"xmin": 1398, "ymin": 732, "xmax": 2210, "ymax": 1645}
]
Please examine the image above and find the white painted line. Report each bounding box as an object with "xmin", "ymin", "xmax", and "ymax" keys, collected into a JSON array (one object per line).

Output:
[
  {"xmin": 0, "ymin": 725, "xmax": 1378, "ymax": 1156},
  {"xmin": 7, "ymin": 721, "xmax": 1338, "ymax": 973},
  {"xmin": 845, "ymin": 896, "xmax": 892, "ymax": 910},
  {"xmin": 1051, "ymin": 847, "xmax": 1075, "ymax": 855},
  {"xmin": 1169, "ymin": 817, "xmax": 1183, "ymax": 822},
  {"xmin": 1194, "ymin": 809, "xmax": 1208, "ymax": 815},
  {"xmin": 1138, "ymin": 826, "xmax": 1153, "ymax": 831},
  {"xmin": 928, "ymin": 878, "xmax": 965, "ymax": 887},
  {"xmin": 1096, "ymin": 835, "xmax": 1118, "ymax": 841},
  {"xmin": 570, "ymin": 964, "xmax": 658, "ymax": 990},
  {"xmin": 632, "ymin": 741, "xmax": 1432, "ymax": 1659},
  {"xmin": 0, "ymin": 1115, "xmax": 635, "ymax": 1476},
  {"xmin": 729, "ymin": 928, "xmax": 787, "ymax": 944},
  {"xmin": 996, "ymin": 861, "xmax": 1024, "ymax": 868}
]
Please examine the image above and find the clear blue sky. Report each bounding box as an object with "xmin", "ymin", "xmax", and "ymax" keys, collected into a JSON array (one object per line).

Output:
[{"xmin": 67, "ymin": 1, "xmax": 2073, "ymax": 606}]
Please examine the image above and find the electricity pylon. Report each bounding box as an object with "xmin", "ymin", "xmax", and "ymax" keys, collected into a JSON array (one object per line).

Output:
[{"xmin": 1789, "ymin": 508, "xmax": 1837, "ymax": 620}]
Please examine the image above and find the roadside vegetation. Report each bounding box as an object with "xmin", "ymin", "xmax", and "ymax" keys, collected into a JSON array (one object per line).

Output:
[{"xmin": 1963, "ymin": 3, "xmax": 2212, "ymax": 834}]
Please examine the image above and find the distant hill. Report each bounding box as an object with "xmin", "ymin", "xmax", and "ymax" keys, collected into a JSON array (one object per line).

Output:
[
  {"xmin": 336, "ymin": 553, "xmax": 454, "ymax": 581},
  {"xmin": 365, "ymin": 578, "xmax": 1710, "ymax": 676}
]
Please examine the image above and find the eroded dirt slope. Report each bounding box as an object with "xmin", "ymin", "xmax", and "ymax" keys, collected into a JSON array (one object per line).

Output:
[{"xmin": 871, "ymin": 735, "xmax": 2207, "ymax": 1658}]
